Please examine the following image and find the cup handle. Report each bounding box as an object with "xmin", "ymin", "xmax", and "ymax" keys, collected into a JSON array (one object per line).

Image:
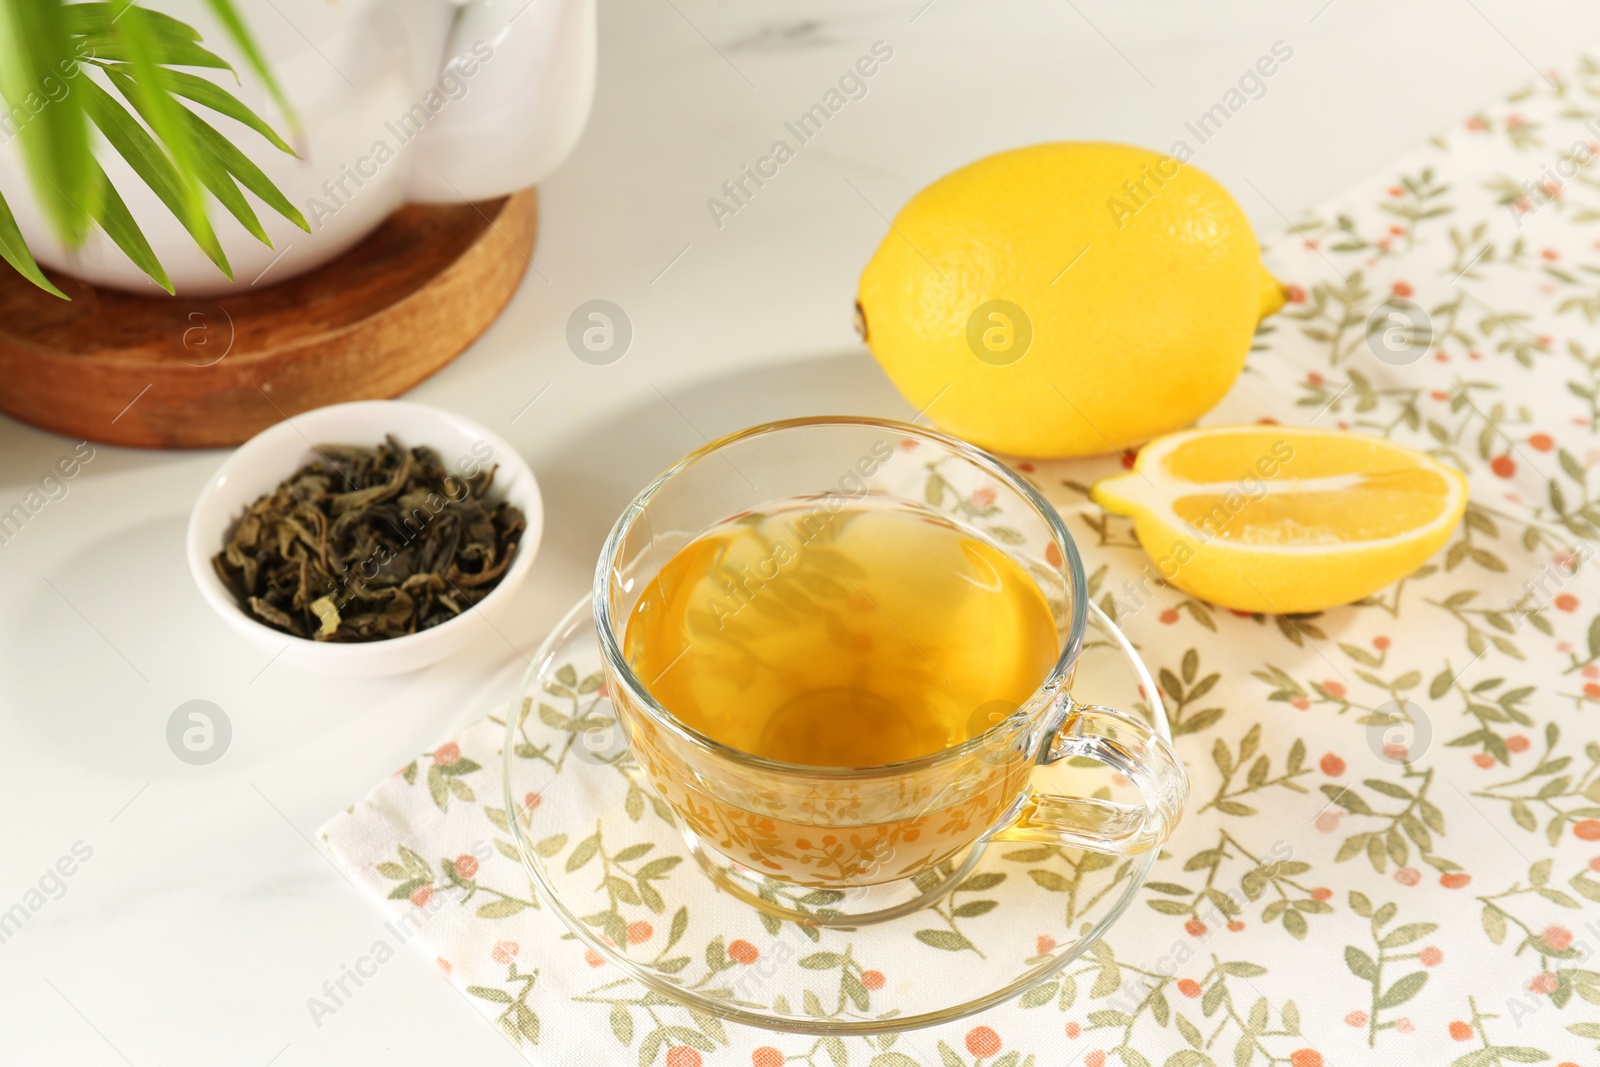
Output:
[{"xmin": 989, "ymin": 697, "xmax": 1188, "ymax": 856}]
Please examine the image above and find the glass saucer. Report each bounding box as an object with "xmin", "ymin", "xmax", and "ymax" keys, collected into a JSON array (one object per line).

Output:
[{"xmin": 502, "ymin": 597, "xmax": 1170, "ymax": 1034}]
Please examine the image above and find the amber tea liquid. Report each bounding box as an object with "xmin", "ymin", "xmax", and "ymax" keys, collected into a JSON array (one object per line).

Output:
[{"xmin": 619, "ymin": 498, "xmax": 1059, "ymax": 885}]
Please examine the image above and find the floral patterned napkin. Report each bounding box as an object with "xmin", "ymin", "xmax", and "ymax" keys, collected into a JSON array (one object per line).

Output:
[{"xmin": 322, "ymin": 57, "xmax": 1600, "ymax": 1067}]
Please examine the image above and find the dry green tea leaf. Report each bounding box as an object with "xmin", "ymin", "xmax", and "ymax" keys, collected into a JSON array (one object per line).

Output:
[{"xmin": 213, "ymin": 437, "xmax": 525, "ymax": 641}]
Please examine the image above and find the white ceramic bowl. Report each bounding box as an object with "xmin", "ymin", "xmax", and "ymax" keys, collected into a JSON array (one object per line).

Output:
[{"xmin": 187, "ymin": 400, "xmax": 543, "ymax": 677}]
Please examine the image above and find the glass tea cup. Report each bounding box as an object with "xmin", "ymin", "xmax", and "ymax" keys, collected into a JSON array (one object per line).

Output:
[{"xmin": 594, "ymin": 417, "xmax": 1187, "ymax": 922}]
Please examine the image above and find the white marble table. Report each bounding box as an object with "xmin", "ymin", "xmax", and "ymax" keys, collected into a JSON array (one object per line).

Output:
[{"xmin": 3, "ymin": 1, "xmax": 1598, "ymax": 1063}]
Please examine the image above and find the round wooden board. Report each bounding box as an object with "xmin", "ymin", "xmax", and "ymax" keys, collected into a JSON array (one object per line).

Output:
[{"xmin": 0, "ymin": 189, "xmax": 537, "ymax": 449}]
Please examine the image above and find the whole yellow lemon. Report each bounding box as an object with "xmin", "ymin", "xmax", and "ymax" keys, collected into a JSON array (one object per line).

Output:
[{"xmin": 856, "ymin": 142, "xmax": 1285, "ymax": 457}]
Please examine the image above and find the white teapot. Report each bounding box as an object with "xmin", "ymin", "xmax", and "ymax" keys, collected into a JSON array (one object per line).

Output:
[{"xmin": 0, "ymin": 0, "xmax": 595, "ymax": 296}]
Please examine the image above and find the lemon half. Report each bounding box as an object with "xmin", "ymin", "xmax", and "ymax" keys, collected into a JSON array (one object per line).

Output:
[{"xmin": 1091, "ymin": 425, "xmax": 1469, "ymax": 614}]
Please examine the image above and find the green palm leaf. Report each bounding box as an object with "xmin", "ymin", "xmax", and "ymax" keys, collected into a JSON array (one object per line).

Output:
[
  {"xmin": 72, "ymin": 32, "xmax": 234, "ymax": 71},
  {"xmin": 80, "ymin": 75, "xmax": 231, "ymax": 279},
  {"xmin": 0, "ymin": 0, "xmax": 299, "ymax": 297},
  {"xmin": 88, "ymin": 161, "xmax": 173, "ymax": 293},
  {"xmin": 62, "ymin": 3, "xmax": 199, "ymax": 41},
  {"xmin": 102, "ymin": 64, "xmax": 307, "ymax": 237},
  {"xmin": 201, "ymin": 0, "xmax": 298, "ymax": 133},
  {"xmin": 107, "ymin": 0, "xmax": 209, "ymax": 248},
  {"xmin": 0, "ymin": 0, "xmax": 100, "ymax": 243},
  {"xmin": 0, "ymin": 189, "xmax": 69, "ymax": 299},
  {"xmin": 181, "ymin": 106, "xmax": 310, "ymax": 233},
  {"xmin": 103, "ymin": 64, "xmax": 268, "ymax": 246},
  {"xmin": 144, "ymin": 65, "xmax": 295, "ymax": 155}
]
